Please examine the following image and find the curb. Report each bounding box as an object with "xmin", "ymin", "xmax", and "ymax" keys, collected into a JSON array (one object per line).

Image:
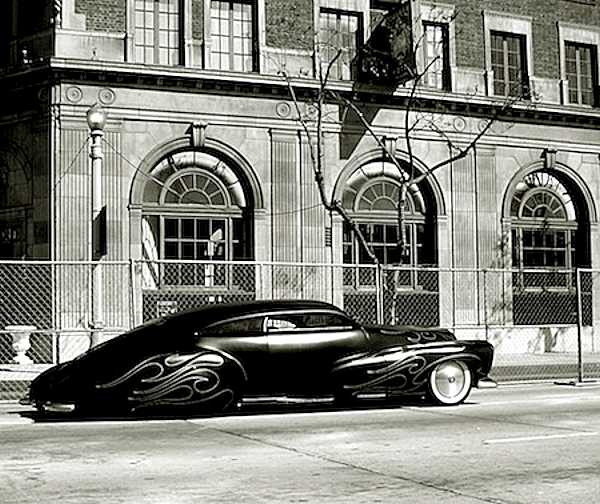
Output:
[{"xmin": 554, "ymin": 380, "xmax": 600, "ymax": 387}]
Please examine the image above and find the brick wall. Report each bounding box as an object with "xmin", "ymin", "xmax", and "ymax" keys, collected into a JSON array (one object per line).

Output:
[
  {"xmin": 66, "ymin": 0, "xmax": 600, "ymax": 80},
  {"xmin": 265, "ymin": 0, "xmax": 313, "ymax": 50},
  {"xmin": 75, "ymin": 0, "xmax": 127, "ymax": 32},
  {"xmin": 450, "ymin": 0, "xmax": 600, "ymax": 79}
]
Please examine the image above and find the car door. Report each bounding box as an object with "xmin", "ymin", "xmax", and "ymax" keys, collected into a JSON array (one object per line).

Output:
[
  {"xmin": 193, "ymin": 315, "xmax": 271, "ymax": 393},
  {"xmin": 265, "ymin": 310, "xmax": 367, "ymax": 393}
]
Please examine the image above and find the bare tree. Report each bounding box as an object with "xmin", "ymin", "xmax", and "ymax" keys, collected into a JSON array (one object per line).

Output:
[{"xmin": 278, "ymin": 3, "xmax": 533, "ymax": 265}]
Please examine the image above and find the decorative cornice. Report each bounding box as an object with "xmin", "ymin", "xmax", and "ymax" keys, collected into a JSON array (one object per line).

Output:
[{"xmin": 3, "ymin": 58, "xmax": 600, "ymax": 129}]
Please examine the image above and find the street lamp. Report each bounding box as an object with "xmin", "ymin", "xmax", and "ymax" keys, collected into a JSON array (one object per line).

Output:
[{"xmin": 86, "ymin": 104, "xmax": 106, "ymax": 347}]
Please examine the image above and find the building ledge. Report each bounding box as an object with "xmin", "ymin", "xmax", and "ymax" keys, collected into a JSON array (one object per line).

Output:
[{"xmin": 3, "ymin": 57, "xmax": 600, "ymax": 129}]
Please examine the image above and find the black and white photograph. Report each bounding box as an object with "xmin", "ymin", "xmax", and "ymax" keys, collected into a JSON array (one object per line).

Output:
[{"xmin": 1, "ymin": 0, "xmax": 600, "ymax": 502}]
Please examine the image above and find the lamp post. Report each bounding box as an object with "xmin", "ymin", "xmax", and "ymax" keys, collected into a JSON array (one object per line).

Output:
[{"xmin": 86, "ymin": 104, "xmax": 106, "ymax": 347}]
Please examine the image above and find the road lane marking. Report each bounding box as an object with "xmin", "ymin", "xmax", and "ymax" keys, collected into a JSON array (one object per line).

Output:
[{"xmin": 484, "ymin": 431, "xmax": 597, "ymax": 444}]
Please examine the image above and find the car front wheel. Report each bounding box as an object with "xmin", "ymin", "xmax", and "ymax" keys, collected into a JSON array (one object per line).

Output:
[{"xmin": 428, "ymin": 360, "xmax": 472, "ymax": 405}]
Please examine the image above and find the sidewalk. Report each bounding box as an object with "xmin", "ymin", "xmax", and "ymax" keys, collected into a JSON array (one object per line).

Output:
[{"xmin": 491, "ymin": 352, "xmax": 600, "ymax": 383}]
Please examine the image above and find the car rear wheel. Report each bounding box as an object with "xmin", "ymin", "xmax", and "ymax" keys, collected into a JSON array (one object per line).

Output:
[{"xmin": 428, "ymin": 360, "xmax": 472, "ymax": 405}]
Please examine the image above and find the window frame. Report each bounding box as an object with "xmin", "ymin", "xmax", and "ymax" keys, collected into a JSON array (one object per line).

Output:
[
  {"xmin": 318, "ymin": 7, "xmax": 364, "ymax": 81},
  {"xmin": 483, "ymin": 10, "xmax": 533, "ymax": 99},
  {"xmin": 416, "ymin": 2, "xmax": 456, "ymax": 92},
  {"xmin": 558, "ymin": 22, "xmax": 600, "ymax": 107},
  {"xmin": 264, "ymin": 311, "xmax": 356, "ymax": 333},
  {"xmin": 564, "ymin": 41, "xmax": 598, "ymax": 106},
  {"xmin": 341, "ymin": 176, "xmax": 431, "ymax": 292},
  {"xmin": 203, "ymin": 0, "xmax": 263, "ymax": 72},
  {"xmin": 421, "ymin": 21, "xmax": 451, "ymax": 91},
  {"xmin": 509, "ymin": 175, "xmax": 579, "ymax": 292},
  {"xmin": 490, "ymin": 30, "xmax": 529, "ymax": 98},
  {"xmin": 133, "ymin": 0, "xmax": 184, "ymax": 66},
  {"xmin": 140, "ymin": 149, "xmax": 253, "ymax": 291},
  {"xmin": 208, "ymin": 0, "xmax": 258, "ymax": 72},
  {"xmin": 156, "ymin": 214, "xmax": 246, "ymax": 289}
]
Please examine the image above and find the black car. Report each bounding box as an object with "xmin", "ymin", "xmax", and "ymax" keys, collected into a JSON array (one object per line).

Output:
[{"xmin": 25, "ymin": 300, "xmax": 496, "ymax": 415}]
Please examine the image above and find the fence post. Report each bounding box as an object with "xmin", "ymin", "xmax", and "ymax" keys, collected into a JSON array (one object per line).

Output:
[
  {"xmin": 376, "ymin": 264, "xmax": 384, "ymax": 324},
  {"xmin": 576, "ymin": 268, "xmax": 584, "ymax": 383},
  {"xmin": 257, "ymin": 262, "xmax": 263, "ymax": 300},
  {"xmin": 129, "ymin": 259, "xmax": 136, "ymax": 329},
  {"xmin": 483, "ymin": 269, "xmax": 489, "ymax": 342}
]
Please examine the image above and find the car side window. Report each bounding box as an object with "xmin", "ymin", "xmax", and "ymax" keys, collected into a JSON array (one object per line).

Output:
[
  {"xmin": 265, "ymin": 312, "xmax": 354, "ymax": 332},
  {"xmin": 303, "ymin": 313, "xmax": 353, "ymax": 329},
  {"xmin": 205, "ymin": 317, "xmax": 264, "ymax": 335},
  {"xmin": 265, "ymin": 315, "xmax": 302, "ymax": 331}
]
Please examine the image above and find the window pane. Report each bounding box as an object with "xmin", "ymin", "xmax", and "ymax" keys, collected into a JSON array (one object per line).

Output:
[
  {"xmin": 197, "ymin": 220, "xmax": 210, "ymax": 239},
  {"xmin": 182, "ymin": 219, "xmax": 194, "ymax": 239},
  {"xmin": 182, "ymin": 242, "xmax": 195, "ymax": 259},
  {"xmin": 165, "ymin": 219, "xmax": 178, "ymax": 238},
  {"xmin": 196, "ymin": 242, "xmax": 208, "ymax": 258},
  {"xmin": 164, "ymin": 241, "xmax": 178, "ymax": 259}
]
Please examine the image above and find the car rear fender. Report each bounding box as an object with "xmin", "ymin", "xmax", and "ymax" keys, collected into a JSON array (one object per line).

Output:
[
  {"xmin": 330, "ymin": 343, "xmax": 485, "ymax": 396},
  {"xmin": 94, "ymin": 349, "xmax": 247, "ymax": 413}
]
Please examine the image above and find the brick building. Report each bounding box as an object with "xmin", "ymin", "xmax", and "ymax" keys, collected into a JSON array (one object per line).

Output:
[{"xmin": 2, "ymin": 0, "xmax": 600, "ymax": 355}]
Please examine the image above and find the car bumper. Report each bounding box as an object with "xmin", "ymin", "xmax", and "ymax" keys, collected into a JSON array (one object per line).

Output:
[{"xmin": 20, "ymin": 395, "xmax": 76, "ymax": 413}]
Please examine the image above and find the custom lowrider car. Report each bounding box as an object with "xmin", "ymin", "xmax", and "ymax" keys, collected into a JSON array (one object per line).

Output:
[{"xmin": 25, "ymin": 300, "xmax": 496, "ymax": 415}]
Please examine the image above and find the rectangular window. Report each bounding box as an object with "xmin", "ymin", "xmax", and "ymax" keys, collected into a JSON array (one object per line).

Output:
[
  {"xmin": 210, "ymin": 0, "xmax": 256, "ymax": 72},
  {"xmin": 422, "ymin": 22, "xmax": 450, "ymax": 90},
  {"xmin": 511, "ymin": 227, "xmax": 575, "ymax": 290},
  {"xmin": 319, "ymin": 9, "xmax": 362, "ymax": 81},
  {"xmin": 490, "ymin": 31, "xmax": 528, "ymax": 97},
  {"xmin": 162, "ymin": 217, "xmax": 234, "ymax": 287},
  {"xmin": 135, "ymin": 0, "xmax": 181, "ymax": 65},
  {"xmin": 565, "ymin": 41, "xmax": 598, "ymax": 106},
  {"xmin": 343, "ymin": 222, "xmax": 428, "ymax": 289}
]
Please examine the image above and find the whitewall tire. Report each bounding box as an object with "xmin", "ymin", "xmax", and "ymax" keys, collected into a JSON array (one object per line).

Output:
[{"xmin": 428, "ymin": 360, "xmax": 472, "ymax": 405}]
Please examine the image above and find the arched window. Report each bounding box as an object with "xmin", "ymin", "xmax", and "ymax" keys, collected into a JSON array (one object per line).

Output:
[
  {"xmin": 510, "ymin": 171, "xmax": 577, "ymax": 277},
  {"xmin": 508, "ymin": 169, "xmax": 591, "ymax": 325},
  {"xmin": 341, "ymin": 159, "xmax": 436, "ymax": 288},
  {"xmin": 141, "ymin": 149, "xmax": 253, "ymax": 288}
]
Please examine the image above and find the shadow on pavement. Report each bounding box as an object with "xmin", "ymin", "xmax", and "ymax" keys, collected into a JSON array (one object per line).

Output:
[{"xmin": 18, "ymin": 393, "xmax": 460, "ymax": 424}]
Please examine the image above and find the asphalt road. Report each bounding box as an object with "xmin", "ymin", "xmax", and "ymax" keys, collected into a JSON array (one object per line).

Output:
[{"xmin": 1, "ymin": 384, "xmax": 599, "ymax": 503}]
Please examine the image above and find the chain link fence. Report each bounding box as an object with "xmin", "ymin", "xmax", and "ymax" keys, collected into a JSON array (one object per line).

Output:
[{"xmin": 1, "ymin": 260, "xmax": 599, "ymax": 399}]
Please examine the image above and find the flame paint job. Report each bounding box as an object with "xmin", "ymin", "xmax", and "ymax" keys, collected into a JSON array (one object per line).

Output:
[
  {"xmin": 332, "ymin": 347, "xmax": 482, "ymax": 396},
  {"xmin": 96, "ymin": 352, "xmax": 237, "ymax": 411}
]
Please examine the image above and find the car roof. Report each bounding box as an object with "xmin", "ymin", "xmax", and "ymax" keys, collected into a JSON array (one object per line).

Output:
[{"xmin": 163, "ymin": 299, "xmax": 346, "ymax": 327}]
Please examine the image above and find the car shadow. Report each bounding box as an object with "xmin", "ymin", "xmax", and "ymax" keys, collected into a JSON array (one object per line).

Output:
[{"xmin": 18, "ymin": 394, "xmax": 480, "ymax": 423}]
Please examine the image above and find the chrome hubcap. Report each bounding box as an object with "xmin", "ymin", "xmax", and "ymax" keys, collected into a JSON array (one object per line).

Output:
[{"xmin": 435, "ymin": 362, "xmax": 466, "ymax": 398}]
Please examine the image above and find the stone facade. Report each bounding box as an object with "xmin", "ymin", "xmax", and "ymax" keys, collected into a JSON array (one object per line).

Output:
[{"xmin": 2, "ymin": 0, "xmax": 600, "ymax": 355}]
